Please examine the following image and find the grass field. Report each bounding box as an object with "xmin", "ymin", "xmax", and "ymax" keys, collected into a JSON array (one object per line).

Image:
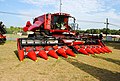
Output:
[
  {"xmin": 0, "ymin": 41, "xmax": 120, "ymax": 81},
  {"xmin": 5, "ymin": 34, "xmax": 27, "ymax": 41}
]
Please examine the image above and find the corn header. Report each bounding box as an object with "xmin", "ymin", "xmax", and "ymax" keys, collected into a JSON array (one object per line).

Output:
[{"xmin": 17, "ymin": 13, "xmax": 112, "ymax": 62}]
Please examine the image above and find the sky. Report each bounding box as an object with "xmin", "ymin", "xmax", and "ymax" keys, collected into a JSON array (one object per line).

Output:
[{"xmin": 0, "ymin": 0, "xmax": 120, "ymax": 30}]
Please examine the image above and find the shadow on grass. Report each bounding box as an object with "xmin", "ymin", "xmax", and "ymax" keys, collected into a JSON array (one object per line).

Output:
[
  {"xmin": 92, "ymin": 55, "xmax": 120, "ymax": 65},
  {"xmin": 105, "ymin": 42, "xmax": 120, "ymax": 50},
  {"xmin": 63, "ymin": 58, "xmax": 120, "ymax": 81},
  {"xmin": 0, "ymin": 42, "xmax": 5, "ymax": 45},
  {"xmin": 14, "ymin": 50, "xmax": 20, "ymax": 60}
]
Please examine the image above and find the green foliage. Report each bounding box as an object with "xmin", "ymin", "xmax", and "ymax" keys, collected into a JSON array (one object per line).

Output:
[
  {"xmin": 76, "ymin": 28, "xmax": 120, "ymax": 35},
  {"xmin": 6, "ymin": 26, "xmax": 22, "ymax": 34},
  {"xmin": 76, "ymin": 30, "xmax": 85, "ymax": 33},
  {"xmin": 5, "ymin": 26, "xmax": 120, "ymax": 35},
  {"xmin": 85, "ymin": 29, "xmax": 100, "ymax": 34}
]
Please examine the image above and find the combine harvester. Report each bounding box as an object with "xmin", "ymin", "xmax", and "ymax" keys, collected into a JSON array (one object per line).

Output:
[
  {"xmin": 0, "ymin": 21, "xmax": 7, "ymax": 44},
  {"xmin": 17, "ymin": 13, "xmax": 112, "ymax": 62}
]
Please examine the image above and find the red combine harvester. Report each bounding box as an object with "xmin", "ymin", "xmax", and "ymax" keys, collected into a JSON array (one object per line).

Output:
[
  {"xmin": 17, "ymin": 13, "xmax": 112, "ymax": 62},
  {"xmin": 0, "ymin": 21, "xmax": 7, "ymax": 44}
]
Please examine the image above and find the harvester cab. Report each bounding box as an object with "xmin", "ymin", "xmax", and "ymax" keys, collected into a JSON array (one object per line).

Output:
[
  {"xmin": 17, "ymin": 13, "xmax": 112, "ymax": 62},
  {"xmin": 0, "ymin": 21, "xmax": 7, "ymax": 44},
  {"xmin": 23, "ymin": 13, "xmax": 78, "ymax": 38}
]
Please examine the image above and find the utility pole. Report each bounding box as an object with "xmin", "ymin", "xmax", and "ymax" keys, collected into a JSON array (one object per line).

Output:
[
  {"xmin": 60, "ymin": 0, "xmax": 62, "ymax": 14},
  {"xmin": 105, "ymin": 18, "xmax": 109, "ymax": 37}
]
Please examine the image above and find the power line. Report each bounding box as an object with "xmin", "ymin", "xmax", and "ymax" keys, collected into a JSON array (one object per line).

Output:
[
  {"xmin": 109, "ymin": 23, "xmax": 120, "ymax": 28},
  {"xmin": 0, "ymin": 11, "xmax": 120, "ymax": 29},
  {"xmin": 77, "ymin": 20, "xmax": 105, "ymax": 24},
  {"xmin": 77, "ymin": 19, "xmax": 120, "ymax": 28},
  {"xmin": 0, "ymin": 11, "xmax": 33, "ymax": 17}
]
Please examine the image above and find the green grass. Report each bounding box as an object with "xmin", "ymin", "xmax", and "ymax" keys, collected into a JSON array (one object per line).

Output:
[
  {"xmin": 105, "ymin": 42, "xmax": 120, "ymax": 50},
  {"xmin": 5, "ymin": 34, "xmax": 27, "ymax": 38}
]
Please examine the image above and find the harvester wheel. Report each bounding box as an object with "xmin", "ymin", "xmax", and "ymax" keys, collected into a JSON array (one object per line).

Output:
[{"xmin": 3, "ymin": 38, "xmax": 6, "ymax": 41}]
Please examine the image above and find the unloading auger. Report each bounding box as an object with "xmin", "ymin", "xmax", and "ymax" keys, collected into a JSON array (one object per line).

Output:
[{"xmin": 17, "ymin": 13, "xmax": 112, "ymax": 62}]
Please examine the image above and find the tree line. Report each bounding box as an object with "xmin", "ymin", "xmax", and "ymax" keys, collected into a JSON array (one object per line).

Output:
[
  {"xmin": 6, "ymin": 26, "xmax": 26, "ymax": 34},
  {"xmin": 77, "ymin": 28, "xmax": 120, "ymax": 35},
  {"xmin": 6, "ymin": 26, "xmax": 120, "ymax": 35}
]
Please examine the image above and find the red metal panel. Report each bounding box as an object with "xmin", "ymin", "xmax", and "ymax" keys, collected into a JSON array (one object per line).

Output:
[
  {"xmin": 44, "ymin": 14, "xmax": 51, "ymax": 30},
  {"xmin": 28, "ymin": 21, "xmax": 44, "ymax": 31},
  {"xmin": 50, "ymin": 29, "xmax": 68, "ymax": 33}
]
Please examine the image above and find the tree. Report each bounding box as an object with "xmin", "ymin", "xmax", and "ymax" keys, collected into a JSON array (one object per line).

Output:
[{"xmin": 6, "ymin": 26, "xmax": 23, "ymax": 34}]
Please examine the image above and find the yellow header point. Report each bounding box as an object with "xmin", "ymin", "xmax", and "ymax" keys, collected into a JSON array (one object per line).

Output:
[
  {"xmin": 35, "ymin": 60, "xmax": 38, "ymax": 62},
  {"xmin": 58, "ymin": 57, "xmax": 60, "ymax": 60}
]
